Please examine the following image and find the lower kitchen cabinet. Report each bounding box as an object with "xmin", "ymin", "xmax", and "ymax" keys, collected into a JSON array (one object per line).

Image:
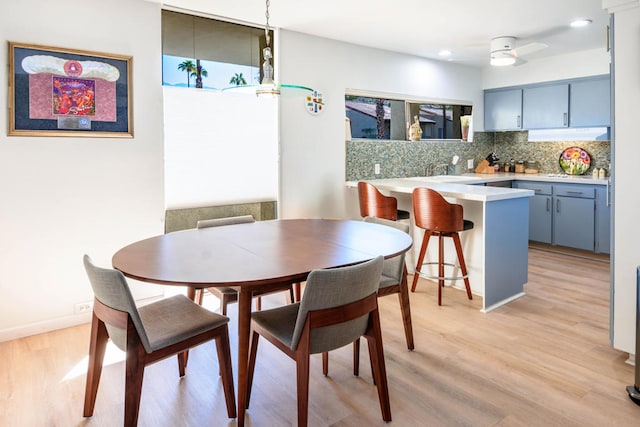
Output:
[
  {"xmin": 521, "ymin": 182, "xmax": 553, "ymax": 244},
  {"xmin": 515, "ymin": 181, "xmax": 607, "ymax": 253},
  {"xmin": 553, "ymin": 184, "xmax": 595, "ymax": 251}
]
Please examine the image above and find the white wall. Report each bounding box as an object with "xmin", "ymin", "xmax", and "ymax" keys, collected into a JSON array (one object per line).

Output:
[
  {"xmin": 0, "ymin": 0, "xmax": 165, "ymax": 341},
  {"xmin": 482, "ymin": 48, "xmax": 611, "ymax": 90},
  {"xmin": 608, "ymin": 2, "xmax": 640, "ymax": 355},
  {"xmin": 163, "ymin": 87, "xmax": 278, "ymax": 208},
  {"xmin": 277, "ymin": 31, "xmax": 483, "ymax": 219}
]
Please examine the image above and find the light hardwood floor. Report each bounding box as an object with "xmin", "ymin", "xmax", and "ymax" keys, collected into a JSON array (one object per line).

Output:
[{"xmin": 1, "ymin": 248, "xmax": 638, "ymax": 426}]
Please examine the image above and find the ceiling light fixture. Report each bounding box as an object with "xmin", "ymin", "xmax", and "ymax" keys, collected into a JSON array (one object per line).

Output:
[
  {"xmin": 490, "ymin": 51, "xmax": 516, "ymax": 66},
  {"xmin": 570, "ymin": 18, "xmax": 592, "ymax": 28},
  {"xmin": 222, "ymin": 0, "xmax": 313, "ymax": 97}
]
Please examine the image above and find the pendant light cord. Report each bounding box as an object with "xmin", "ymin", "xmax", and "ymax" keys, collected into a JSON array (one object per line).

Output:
[{"xmin": 264, "ymin": 0, "xmax": 271, "ymax": 48}]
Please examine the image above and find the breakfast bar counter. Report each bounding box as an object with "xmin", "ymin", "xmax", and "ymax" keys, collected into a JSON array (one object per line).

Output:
[{"xmin": 346, "ymin": 178, "xmax": 535, "ymax": 312}]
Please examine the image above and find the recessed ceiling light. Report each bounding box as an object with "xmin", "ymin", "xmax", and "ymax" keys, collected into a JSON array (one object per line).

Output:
[
  {"xmin": 570, "ymin": 19, "xmax": 592, "ymax": 27},
  {"xmin": 438, "ymin": 50, "xmax": 452, "ymax": 57}
]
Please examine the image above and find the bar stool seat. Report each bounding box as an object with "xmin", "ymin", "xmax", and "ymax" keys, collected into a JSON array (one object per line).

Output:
[
  {"xmin": 396, "ymin": 209, "xmax": 411, "ymax": 220},
  {"xmin": 358, "ymin": 181, "xmax": 410, "ymax": 221},
  {"xmin": 410, "ymin": 187, "xmax": 473, "ymax": 306}
]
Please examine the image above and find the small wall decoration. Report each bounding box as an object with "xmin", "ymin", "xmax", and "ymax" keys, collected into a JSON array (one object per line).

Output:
[
  {"xmin": 305, "ymin": 90, "xmax": 324, "ymax": 115},
  {"xmin": 8, "ymin": 41, "xmax": 132, "ymax": 137}
]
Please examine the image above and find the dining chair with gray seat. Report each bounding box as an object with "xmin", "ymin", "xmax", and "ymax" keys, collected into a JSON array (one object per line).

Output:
[
  {"xmin": 82, "ymin": 255, "xmax": 236, "ymax": 427},
  {"xmin": 323, "ymin": 216, "xmax": 414, "ymax": 378},
  {"xmin": 194, "ymin": 215, "xmax": 296, "ymax": 314},
  {"xmin": 245, "ymin": 256, "xmax": 391, "ymax": 427}
]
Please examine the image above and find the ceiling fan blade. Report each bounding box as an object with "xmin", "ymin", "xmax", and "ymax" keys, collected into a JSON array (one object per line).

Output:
[
  {"xmin": 512, "ymin": 42, "xmax": 548, "ymax": 57},
  {"xmin": 513, "ymin": 57, "xmax": 528, "ymax": 67}
]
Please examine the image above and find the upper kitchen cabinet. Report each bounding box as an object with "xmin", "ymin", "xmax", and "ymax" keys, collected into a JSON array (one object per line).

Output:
[
  {"xmin": 569, "ymin": 75, "xmax": 611, "ymax": 127},
  {"xmin": 522, "ymin": 83, "xmax": 569, "ymax": 129},
  {"xmin": 484, "ymin": 75, "xmax": 610, "ymax": 132},
  {"xmin": 484, "ymin": 88, "xmax": 522, "ymax": 131}
]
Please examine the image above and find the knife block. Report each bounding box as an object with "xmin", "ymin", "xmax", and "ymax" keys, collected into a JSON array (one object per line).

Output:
[{"xmin": 475, "ymin": 159, "xmax": 495, "ymax": 174}]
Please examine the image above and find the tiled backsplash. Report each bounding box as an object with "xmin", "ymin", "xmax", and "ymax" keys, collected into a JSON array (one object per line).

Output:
[{"xmin": 345, "ymin": 131, "xmax": 610, "ymax": 181}]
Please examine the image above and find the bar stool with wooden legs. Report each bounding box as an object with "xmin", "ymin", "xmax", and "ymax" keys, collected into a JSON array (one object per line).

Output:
[
  {"xmin": 358, "ymin": 181, "xmax": 410, "ymax": 221},
  {"xmin": 410, "ymin": 187, "xmax": 474, "ymax": 305}
]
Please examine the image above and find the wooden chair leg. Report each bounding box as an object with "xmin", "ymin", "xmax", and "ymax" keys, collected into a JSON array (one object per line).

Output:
[
  {"xmin": 256, "ymin": 296, "xmax": 262, "ymax": 311},
  {"xmin": 194, "ymin": 288, "xmax": 204, "ymax": 305},
  {"xmin": 124, "ymin": 336, "xmax": 146, "ymax": 427},
  {"xmin": 83, "ymin": 312, "xmax": 108, "ymax": 417},
  {"xmin": 246, "ymin": 330, "xmax": 261, "ymax": 409},
  {"xmin": 294, "ymin": 282, "xmax": 302, "ymax": 302},
  {"xmin": 398, "ymin": 267, "xmax": 415, "ymax": 350},
  {"xmin": 177, "ymin": 351, "xmax": 187, "ymax": 377},
  {"xmin": 365, "ymin": 310, "xmax": 391, "ymax": 422},
  {"xmin": 453, "ymin": 233, "xmax": 473, "ymax": 300},
  {"xmin": 322, "ymin": 352, "xmax": 329, "ymax": 376},
  {"xmin": 411, "ymin": 231, "xmax": 431, "ymax": 292},
  {"xmin": 215, "ymin": 327, "xmax": 237, "ymax": 418},
  {"xmin": 186, "ymin": 287, "xmax": 196, "ymax": 301},
  {"xmin": 221, "ymin": 295, "xmax": 229, "ymax": 316},
  {"xmin": 353, "ymin": 338, "xmax": 360, "ymax": 376},
  {"xmin": 296, "ymin": 352, "xmax": 311, "ymax": 427}
]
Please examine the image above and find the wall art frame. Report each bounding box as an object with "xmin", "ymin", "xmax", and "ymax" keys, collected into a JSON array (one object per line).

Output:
[{"xmin": 8, "ymin": 41, "xmax": 133, "ymax": 138}]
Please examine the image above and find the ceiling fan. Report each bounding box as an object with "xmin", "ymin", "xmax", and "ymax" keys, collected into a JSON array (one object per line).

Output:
[{"xmin": 490, "ymin": 36, "xmax": 548, "ymax": 66}]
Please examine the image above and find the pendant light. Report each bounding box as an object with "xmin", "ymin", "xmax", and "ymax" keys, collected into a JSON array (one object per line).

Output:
[{"xmin": 222, "ymin": 0, "xmax": 313, "ymax": 97}]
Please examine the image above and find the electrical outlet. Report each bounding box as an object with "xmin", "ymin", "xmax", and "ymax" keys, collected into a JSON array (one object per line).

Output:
[
  {"xmin": 74, "ymin": 301, "xmax": 93, "ymax": 315},
  {"xmin": 374, "ymin": 163, "xmax": 380, "ymax": 174}
]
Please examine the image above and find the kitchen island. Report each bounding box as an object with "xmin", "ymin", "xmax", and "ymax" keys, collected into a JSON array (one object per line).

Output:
[{"xmin": 346, "ymin": 177, "xmax": 535, "ymax": 312}]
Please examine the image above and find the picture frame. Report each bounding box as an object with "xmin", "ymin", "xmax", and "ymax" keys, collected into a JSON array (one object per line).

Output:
[{"xmin": 8, "ymin": 41, "xmax": 133, "ymax": 138}]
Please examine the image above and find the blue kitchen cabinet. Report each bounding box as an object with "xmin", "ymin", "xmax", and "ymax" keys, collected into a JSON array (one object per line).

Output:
[
  {"xmin": 595, "ymin": 185, "xmax": 611, "ymax": 254},
  {"xmin": 523, "ymin": 83, "xmax": 569, "ymax": 129},
  {"xmin": 514, "ymin": 181, "xmax": 553, "ymax": 244},
  {"xmin": 515, "ymin": 181, "xmax": 601, "ymax": 252},
  {"xmin": 553, "ymin": 184, "xmax": 596, "ymax": 251},
  {"xmin": 570, "ymin": 75, "xmax": 611, "ymax": 127},
  {"xmin": 484, "ymin": 88, "xmax": 522, "ymax": 131},
  {"xmin": 484, "ymin": 75, "xmax": 610, "ymax": 131}
]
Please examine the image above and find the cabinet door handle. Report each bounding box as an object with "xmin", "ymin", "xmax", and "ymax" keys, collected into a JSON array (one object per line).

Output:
[
  {"xmin": 563, "ymin": 112, "xmax": 568, "ymax": 126},
  {"xmin": 546, "ymin": 197, "xmax": 550, "ymax": 212},
  {"xmin": 517, "ymin": 115, "xmax": 521, "ymax": 128},
  {"xmin": 556, "ymin": 198, "xmax": 560, "ymax": 213},
  {"xmin": 566, "ymin": 190, "xmax": 584, "ymax": 195}
]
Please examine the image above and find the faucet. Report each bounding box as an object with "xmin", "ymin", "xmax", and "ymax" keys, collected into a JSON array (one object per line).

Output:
[
  {"xmin": 425, "ymin": 163, "xmax": 450, "ymax": 176},
  {"xmin": 433, "ymin": 163, "xmax": 449, "ymax": 175},
  {"xmin": 424, "ymin": 164, "xmax": 434, "ymax": 176}
]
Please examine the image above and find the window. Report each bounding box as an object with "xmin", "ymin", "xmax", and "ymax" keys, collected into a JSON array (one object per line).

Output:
[
  {"xmin": 345, "ymin": 96, "xmax": 405, "ymax": 140},
  {"xmin": 345, "ymin": 90, "xmax": 473, "ymax": 141},
  {"xmin": 161, "ymin": 10, "xmax": 273, "ymax": 90},
  {"xmin": 406, "ymin": 102, "xmax": 472, "ymax": 140}
]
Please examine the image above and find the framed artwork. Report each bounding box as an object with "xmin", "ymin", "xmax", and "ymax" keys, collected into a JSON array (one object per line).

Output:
[{"xmin": 8, "ymin": 41, "xmax": 133, "ymax": 138}]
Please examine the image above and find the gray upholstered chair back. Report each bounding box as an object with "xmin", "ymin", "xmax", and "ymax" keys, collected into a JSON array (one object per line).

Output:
[
  {"xmin": 196, "ymin": 215, "xmax": 255, "ymax": 229},
  {"xmin": 291, "ymin": 256, "xmax": 383, "ymax": 353},
  {"xmin": 83, "ymin": 255, "xmax": 152, "ymax": 353},
  {"xmin": 363, "ymin": 216, "xmax": 410, "ymax": 286}
]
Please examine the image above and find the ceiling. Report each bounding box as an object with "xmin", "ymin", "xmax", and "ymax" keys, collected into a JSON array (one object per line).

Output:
[{"xmin": 165, "ymin": 0, "xmax": 610, "ymax": 68}]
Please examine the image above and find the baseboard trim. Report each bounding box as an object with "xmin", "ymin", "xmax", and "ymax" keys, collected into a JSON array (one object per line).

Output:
[
  {"xmin": 0, "ymin": 313, "xmax": 91, "ymax": 343},
  {"xmin": 0, "ymin": 295, "xmax": 164, "ymax": 343},
  {"xmin": 482, "ymin": 292, "xmax": 527, "ymax": 313}
]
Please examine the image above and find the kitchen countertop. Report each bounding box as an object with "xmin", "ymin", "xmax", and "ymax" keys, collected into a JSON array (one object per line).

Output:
[
  {"xmin": 346, "ymin": 179, "xmax": 534, "ymax": 202},
  {"xmin": 464, "ymin": 172, "xmax": 610, "ymax": 185},
  {"xmin": 346, "ymin": 172, "xmax": 608, "ymax": 202}
]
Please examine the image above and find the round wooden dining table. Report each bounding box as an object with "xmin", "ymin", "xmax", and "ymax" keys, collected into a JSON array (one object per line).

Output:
[{"xmin": 112, "ymin": 218, "xmax": 413, "ymax": 426}]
